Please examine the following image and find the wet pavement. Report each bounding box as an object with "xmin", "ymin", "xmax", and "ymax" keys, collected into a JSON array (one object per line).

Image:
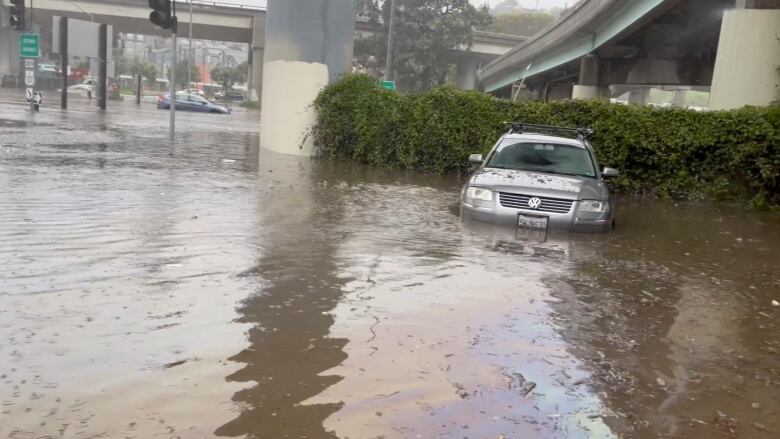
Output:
[{"xmin": 1, "ymin": 96, "xmax": 779, "ymax": 439}]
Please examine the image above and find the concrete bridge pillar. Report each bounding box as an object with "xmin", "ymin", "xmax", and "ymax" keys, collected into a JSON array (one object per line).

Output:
[
  {"xmin": 572, "ymin": 54, "xmax": 600, "ymax": 100},
  {"xmin": 248, "ymin": 15, "xmax": 264, "ymax": 103},
  {"xmin": 709, "ymin": 8, "xmax": 780, "ymax": 110},
  {"xmin": 671, "ymin": 89, "xmax": 687, "ymax": 107},
  {"xmin": 0, "ymin": 17, "xmax": 21, "ymax": 80},
  {"xmin": 628, "ymin": 88, "xmax": 649, "ymax": 106},
  {"xmin": 249, "ymin": 47, "xmax": 263, "ymax": 102},
  {"xmin": 456, "ymin": 57, "xmax": 479, "ymax": 90},
  {"xmin": 260, "ymin": 0, "xmax": 355, "ymax": 156}
]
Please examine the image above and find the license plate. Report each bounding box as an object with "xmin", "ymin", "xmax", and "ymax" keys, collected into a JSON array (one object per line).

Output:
[{"xmin": 517, "ymin": 213, "xmax": 548, "ymax": 230}]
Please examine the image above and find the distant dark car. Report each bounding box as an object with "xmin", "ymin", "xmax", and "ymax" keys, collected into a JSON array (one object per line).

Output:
[
  {"xmin": 157, "ymin": 92, "xmax": 230, "ymax": 114},
  {"xmin": 214, "ymin": 89, "xmax": 246, "ymax": 102}
]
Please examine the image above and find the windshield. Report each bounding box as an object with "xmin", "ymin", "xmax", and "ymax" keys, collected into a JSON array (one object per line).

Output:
[{"xmin": 486, "ymin": 140, "xmax": 596, "ymax": 178}]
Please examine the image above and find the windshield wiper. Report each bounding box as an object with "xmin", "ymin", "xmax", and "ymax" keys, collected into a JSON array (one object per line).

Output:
[{"xmin": 549, "ymin": 171, "xmax": 595, "ymax": 178}]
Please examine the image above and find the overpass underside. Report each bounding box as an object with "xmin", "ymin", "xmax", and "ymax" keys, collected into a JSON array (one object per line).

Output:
[{"xmin": 483, "ymin": 0, "xmax": 780, "ymax": 109}]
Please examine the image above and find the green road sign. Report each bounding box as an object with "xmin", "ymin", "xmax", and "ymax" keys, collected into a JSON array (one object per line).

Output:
[
  {"xmin": 20, "ymin": 33, "xmax": 40, "ymax": 58},
  {"xmin": 381, "ymin": 80, "xmax": 395, "ymax": 91}
]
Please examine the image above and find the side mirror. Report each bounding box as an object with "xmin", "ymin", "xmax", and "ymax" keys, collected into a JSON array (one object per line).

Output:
[
  {"xmin": 602, "ymin": 167, "xmax": 620, "ymax": 178},
  {"xmin": 469, "ymin": 154, "xmax": 483, "ymax": 164}
]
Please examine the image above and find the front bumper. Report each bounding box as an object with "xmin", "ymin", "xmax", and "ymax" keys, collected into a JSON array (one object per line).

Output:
[{"xmin": 460, "ymin": 201, "xmax": 612, "ymax": 233}]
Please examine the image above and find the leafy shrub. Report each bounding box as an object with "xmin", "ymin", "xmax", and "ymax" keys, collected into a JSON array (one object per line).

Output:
[{"xmin": 313, "ymin": 74, "xmax": 780, "ymax": 206}]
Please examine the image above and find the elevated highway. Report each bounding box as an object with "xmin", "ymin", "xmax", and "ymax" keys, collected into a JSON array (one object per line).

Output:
[
  {"xmin": 478, "ymin": 0, "xmax": 780, "ymax": 109},
  {"xmin": 1, "ymin": 0, "xmax": 526, "ymax": 98}
]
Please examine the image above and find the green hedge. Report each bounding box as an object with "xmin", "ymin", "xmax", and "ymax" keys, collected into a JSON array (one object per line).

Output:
[{"xmin": 312, "ymin": 74, "xmax": 780, "ymax": 206}]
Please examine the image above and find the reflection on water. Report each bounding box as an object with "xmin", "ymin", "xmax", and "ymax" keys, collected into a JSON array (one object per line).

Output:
[
  {"xmin": 215, "ymin": 153, "xmax": 349, "ymax": 438},
  {"xmin": 1, "ymin": 101, "xmax": 778, "ymax": 438},
  {"xmin": 553, "ymin": 203, "xmax": 780, "ymax": 438}
]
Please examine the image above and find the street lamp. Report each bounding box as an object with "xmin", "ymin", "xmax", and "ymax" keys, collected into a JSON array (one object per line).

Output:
[
  {"xmin": 187, "ymin": 0, "xmax": 193, "ymax": 89},
  {"xmin": 384, "ymin": 0, "xmax": 397, "ymax": 82},
  {"xmin": 67, "ymin": 1, "xmax": 94, "ymax": 22}
]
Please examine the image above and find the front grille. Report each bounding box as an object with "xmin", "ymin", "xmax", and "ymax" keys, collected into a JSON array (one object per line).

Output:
[{"xmin": 499, "ymin": 192, "xmax": 574, "ymax": 214}]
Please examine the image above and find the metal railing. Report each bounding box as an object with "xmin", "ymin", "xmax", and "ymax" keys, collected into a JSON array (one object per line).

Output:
[{"xmin": 187, "ymin": 0, "xmax": 266, "ymax": 11}]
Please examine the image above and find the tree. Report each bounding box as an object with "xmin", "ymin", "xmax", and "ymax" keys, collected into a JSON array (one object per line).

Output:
[
  {"xmin": 235, "ymin": 61, "xmax": 249, "ymax": 83},
  {"xmin": 356, "ymin": 0, "xmax": 381, "ymax": 19},
  {"xmin": 115, "ymin": 54, "xmax": 131, "ymax": 77},
  {"xmin": 138, "ymin": 62, "xmax": 158, "ymax": 85},
  {"xmin": 211, "ymin": 66, "xmax": 242, "ymax": 92},
  {"xmin": 168, "ymin": 59, "xmax": 200, "ymax": 89},
  {"xmin": 490, "ymin": 0, "xmax": 520, "ymax": 16},
  {"xmin": 484, "ymin": 10, "xmax": 555, "ymax": 37},
  {"xmin": 73, "ymin": 57, "xmax": 90, "ymax": 70},
  {"xmin": 115, "ymin": 55, "xmax": 158, "ymax": 85},
  {"xmin": 385, "ymin": 0, "xmax": 492, "ymax": 90}
]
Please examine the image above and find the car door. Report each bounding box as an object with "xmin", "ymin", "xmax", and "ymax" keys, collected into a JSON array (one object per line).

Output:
[
  {"xmin": 189, "ymin": 95, "xmax": 210, "ymax": 112},
  {"xmin": 174, "ymin": 94, "xmax": 192, "ymax": 111}
]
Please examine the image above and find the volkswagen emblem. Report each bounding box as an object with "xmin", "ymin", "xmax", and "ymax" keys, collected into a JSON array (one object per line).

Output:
[{"xmin": 527, "ymin": 197, "xmax": 542, "ymax": 209}]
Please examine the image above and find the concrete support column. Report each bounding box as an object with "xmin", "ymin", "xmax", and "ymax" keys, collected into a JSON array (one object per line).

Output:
[
  {"xmin": 260, "ymin": 0, "xmax": 355, "ymax": 156},
  {"xmin": 456, "ymin": 57, "xmax": 479, "ymax": 90},
  {"xmin": 249, "ymin": 46, "xmax": 263, "ymax": 102},
  {"xmin": 0, "ymin": 23, "xmax": 21, "ymax": 80},
  {"xmin": 572, "ymin": 85, "xmax": 600, "ymax": 100},
  {"xmin": 572, "ymin": 54, "xmax": 599, "ymax": 100},
  {"xmin": 248, "ymin": 15, "xmax": 263, "ymax": 103},
  {"xmin": 628, "ymin": 88, "xmax": 649, "ymax": 105},
  {"xmin": 671, "ymin": 89, "xmax": 687, "ymax": 107},
  {"xmin": 709, "ymin": 9, "xmax": 780, "ymax": 110}
]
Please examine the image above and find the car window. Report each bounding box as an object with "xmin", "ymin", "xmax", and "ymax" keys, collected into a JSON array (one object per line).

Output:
[
  {"xmin": 487, "ymin": 141, "xmax": 596, "ymax": 178},
  {"xmin": 190, "ymin": 95, "xmax": 208, "ymax": 104}
]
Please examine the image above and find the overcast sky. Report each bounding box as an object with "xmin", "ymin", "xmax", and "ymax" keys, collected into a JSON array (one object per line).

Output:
[{"xmin": 220, "ymin": 0, "xmax": 573, "ymax": 10}]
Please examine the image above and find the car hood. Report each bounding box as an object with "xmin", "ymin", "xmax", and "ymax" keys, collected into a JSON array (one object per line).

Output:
[{"xmin": 469, "ymin": 168, "xmax": 609, "ymax": 200}]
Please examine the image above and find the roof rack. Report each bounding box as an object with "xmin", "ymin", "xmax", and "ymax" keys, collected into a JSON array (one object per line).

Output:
[{"xmin": 506, "ymin": 123, "xmax": 593, "ymax": 140}]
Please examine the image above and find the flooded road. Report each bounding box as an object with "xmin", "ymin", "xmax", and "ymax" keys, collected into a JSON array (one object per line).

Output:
[{"xmin": 1, "ymin": 98, "xmax": 778, "ymax": 438}]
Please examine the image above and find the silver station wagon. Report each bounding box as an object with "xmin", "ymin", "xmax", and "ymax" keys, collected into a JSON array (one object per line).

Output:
[{"xmin": 460, "ymin": 124, "xmax": 620, "ymax": 233}]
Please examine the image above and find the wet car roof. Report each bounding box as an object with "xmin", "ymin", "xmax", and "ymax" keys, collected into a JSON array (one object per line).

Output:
[{"xmin": 503, "ymin": 133, "xmax": 586, "ymax": 148}]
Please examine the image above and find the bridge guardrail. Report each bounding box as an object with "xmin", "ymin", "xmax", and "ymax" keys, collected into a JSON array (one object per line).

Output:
[{"xmin": 189, "ymin": 0, "xmax": 265, "ymax": 11}]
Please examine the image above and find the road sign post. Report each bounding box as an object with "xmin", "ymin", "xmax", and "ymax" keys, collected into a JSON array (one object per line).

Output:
[
  {"xmin": 20, "ymin": 34, "xmax": 40, "ymax": 112},
  {"xmin": 381, "ymin": 80, "xmax": 395, "ymax": 91},
  {"xmin": 59, "ymin": 17, "xmax": 69, "ymax": 109}
]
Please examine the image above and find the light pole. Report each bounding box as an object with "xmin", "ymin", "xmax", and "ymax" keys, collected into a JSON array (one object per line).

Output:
[
  {"xmin": 67, "ymin": 1, "xmax": 93, "ymax": 21},
  {"xmin": 187, "ymin": 0, "xmax": 192, "ymax": 89},
  {"xmin": 383, "ymin": 0, "xmax": 397, "ymax": 82}
]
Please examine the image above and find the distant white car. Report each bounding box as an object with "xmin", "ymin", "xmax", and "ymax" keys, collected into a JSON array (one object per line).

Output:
[
  {"xmin": 67, "ymin": 79, "xmax": 96, "ymax": 95},
  {"xmin": 183, "ymin": 88, "xmax": 205, "ymax": 96}
]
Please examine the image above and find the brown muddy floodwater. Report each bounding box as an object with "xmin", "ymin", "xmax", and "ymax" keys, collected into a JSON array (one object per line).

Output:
[{"xmin": 0, "ymin": 100, "xmax": 779, "ymax": 439}]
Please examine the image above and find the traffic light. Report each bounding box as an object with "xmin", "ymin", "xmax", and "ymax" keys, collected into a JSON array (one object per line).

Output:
[
  {"xmin": 149, "ymin": 0, "xmax": 174, "ymax": 30},
  {"xmin": 9, "ymin": 0, "xmax": 25, "ymax": 30}
]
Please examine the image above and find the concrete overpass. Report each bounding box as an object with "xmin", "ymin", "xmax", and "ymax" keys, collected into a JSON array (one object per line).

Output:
[
  {"xmin": 478, "ymin": 0, "xmax": 780, "ymax": 109},
  {"xmin": 1, "ymin": 0, "xmax": 526, "ymax": 98}
]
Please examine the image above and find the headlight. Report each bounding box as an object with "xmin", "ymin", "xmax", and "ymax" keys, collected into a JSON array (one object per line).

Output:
[
  {"xmin": 464, "ymin": 186, "xmax": 493, "ymax": 208},
  {"xmin": 579, "ymin": 199, "xmax": 609, "ymax": 213}
]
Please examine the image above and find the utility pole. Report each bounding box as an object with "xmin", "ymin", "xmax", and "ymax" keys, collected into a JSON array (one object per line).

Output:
[
  {"xmin": 59, "ymin": 17, "xmax": 68, "ymax": 109},
  {"xmin": 187, "ymin": 0, "xmax": 192, "ymax": 89},
  {"xmin": 98, "ymin": 23, "xmax": 107, "ymax": 110},
  {"xmin": 170, "ymin": 18, "xmax": 177, "ymax": 140},
  {"xmin": 383, "ymin": 0, "xmax": 396, "ymax": 82}
]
